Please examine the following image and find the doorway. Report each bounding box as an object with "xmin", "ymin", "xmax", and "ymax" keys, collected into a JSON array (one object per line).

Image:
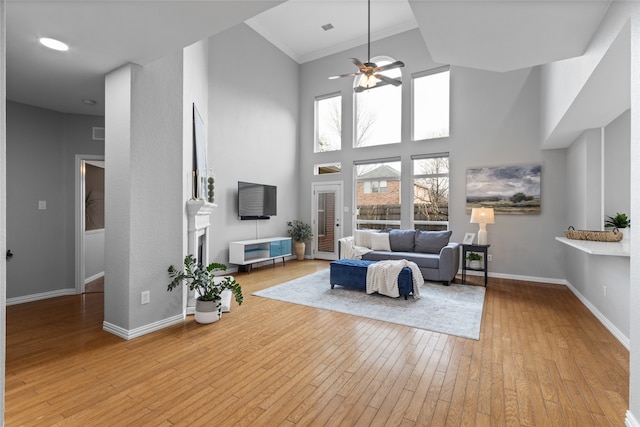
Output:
[
  {"xmin": 75, "ymin": 155, "xmax": 105, "ymax": 294},
  {"xmin": 311, "ymin": 181, "xmax": 343, "ymax": 260}
]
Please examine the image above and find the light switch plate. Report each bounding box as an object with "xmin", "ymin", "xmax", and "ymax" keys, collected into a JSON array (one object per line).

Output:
[{"xmin": 38, "ymin": 201, "xmax": 46, "ymax": 210}]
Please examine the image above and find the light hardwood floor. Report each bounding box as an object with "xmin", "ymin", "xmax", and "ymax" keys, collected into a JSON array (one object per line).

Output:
[{"xmin": 6, "ymin": 260, "xmax": 629, "ymax": 426}]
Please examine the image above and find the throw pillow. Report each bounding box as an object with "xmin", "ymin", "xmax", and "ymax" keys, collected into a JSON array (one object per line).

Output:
[
  {"xmin": 414, "ymin": 230, "xmax": 452, "ymax": 254},
  {"xmin": 370, "ymin": 232, "xmax": 391, "ymax": 251},
  {"xmin": 389, "ymin": 229, "xmax": 416, "ymax": 252},
  {"xmin": 353, "ymin": 229, "xmax": 373, "ymax": 248}
]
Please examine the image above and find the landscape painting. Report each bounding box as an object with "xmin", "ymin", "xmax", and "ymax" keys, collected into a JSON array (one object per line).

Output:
[{"xmin": 466, "ymin": 164, "xmax": 541, "ymax": 214}]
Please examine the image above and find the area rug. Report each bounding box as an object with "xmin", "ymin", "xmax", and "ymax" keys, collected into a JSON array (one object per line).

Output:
[{"xmin": 253, "ymin": 269, "xmax": 485, "ymax": 340}]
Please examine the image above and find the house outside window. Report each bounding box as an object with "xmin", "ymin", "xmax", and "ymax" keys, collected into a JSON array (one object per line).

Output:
[
  {"xmin": 413, "ymin": 66, "xmax": 450, "ymax": 141},
  {"xmin": 315, "ymin": 93, "xmax": 341, "ymax": 152},
  {"xmin": 355, "ymin": 160, "xmax": 401, "ymax": 230},
  {"xmin": 413, "ymin": 154, "xmax": 449, "ymax": 231},
  {"xmin": 354, "ymin": 56, "xmax": 402, "ymax": 148}
]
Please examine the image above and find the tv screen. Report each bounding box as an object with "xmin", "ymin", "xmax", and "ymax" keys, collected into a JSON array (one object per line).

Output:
[{"xmin": 238, "ymin": 181, "xmax": 277, "ymax": 220}]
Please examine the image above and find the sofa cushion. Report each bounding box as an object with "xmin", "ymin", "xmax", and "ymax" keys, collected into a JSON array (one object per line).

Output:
[
  {"xmin": 353, "ymin": 229, "xmax": 373, "ymax": 248},
  {"xmin": 389, "ymin": 229, "xmax": 416, "ymax": 252},
  {"xmin": 387, "ymin": 252, "xmax": 440, "ymax": 269},
  {"xmin": 414, "ymin": 230, "xmax": 452, "ymax": 254},
  {"xmin": 370, "ymin": 232, "xmax": 391, "ymax": 251}
]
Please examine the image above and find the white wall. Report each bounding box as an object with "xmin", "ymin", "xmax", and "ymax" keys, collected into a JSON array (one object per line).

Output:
[
  {"xmin": 628, "ymin": 5, "xmax": 640, "ymax": 425},
  {"xmin": 299, "ymin": 28, "xmax": 568, "ymax": 281},
  {"xmin": 604, "ymin": 109, "xmax": 631, "ymax": 219},
  {"xmin": 104, "ymin": 52, "xmax": 186, "ymax": 335},
  {"xmin": 1, "ymin": 0, "xmax": 7, "ymax": 421},
  {"xmin": 207, "ymin": 24, "xmax": 299, "ymax": 266},
  {"xmin": 84, "ymin": 230, "xmax": 104, "ymax": 281},
  {"xmin": 5, "ymin": 102, "xmax": 104, "ymax": 301}
]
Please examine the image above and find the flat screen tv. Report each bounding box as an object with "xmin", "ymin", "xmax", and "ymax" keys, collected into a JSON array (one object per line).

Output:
[{"xmin": 238, "ymin": 181, "xmax": 277, "ymax": 220}]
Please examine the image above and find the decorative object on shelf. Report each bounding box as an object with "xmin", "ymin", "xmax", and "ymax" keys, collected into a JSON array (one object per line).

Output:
[
  {"xmin": 564, "ymin": 226, "xmax": 622, "ymax": 242},
  {"xmin": 207, "ymin": 176, "xmax": 215, "ymax": 204},
  {"xmin": 462, "ymin": 233, "xmax": 475, "ymax": 245},
  {"xmin": 167, "ymin": 254, "xmax": 243, "ymax": 324},
  {"xmin": 466, "ymin": 164, "xmax": 541, "ymax": 214},
  {"xmin": 287, "ymin": 220, "xmax": 314, "ymax": 261},
  {"xmin": 466, "ymin": 252, "xmax": 483, "ymax": 269},
  {"xmin": 470, "ymin": 208, "xmax": 495, "ymax": 245},
  {"xmin": 605, "ymin": 212, "xmax": 630, "ymax": 241}
]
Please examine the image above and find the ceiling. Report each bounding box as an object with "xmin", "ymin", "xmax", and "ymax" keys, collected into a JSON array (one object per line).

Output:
[{"xmin": 6, "ymin": 0, "xmax": 611, "ymax": 116}]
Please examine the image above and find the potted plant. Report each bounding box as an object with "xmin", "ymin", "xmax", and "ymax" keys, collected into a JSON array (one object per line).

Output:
[
  {"xmin": 605, "ymin": 212, "xmax": 630, "ymax": 241},
  {"xmin": 167, "ymin": 254, "xmax": 243, "ymax": 324},
  {"xmin": 287, "ymin": 220, "xmax": 313, "ymax": 261},
  {"xmin": 466, "ymin": 252, "xmax": 483, "ymax": 269}
]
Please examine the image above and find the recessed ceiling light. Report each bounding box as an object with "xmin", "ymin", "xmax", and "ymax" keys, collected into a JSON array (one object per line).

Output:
[{"xmin": 39, "ymin": 37, "xmax": 69, "ymax": 52}]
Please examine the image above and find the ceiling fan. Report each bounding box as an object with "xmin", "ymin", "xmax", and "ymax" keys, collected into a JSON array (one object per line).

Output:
[{"xmin": 328, "ymin": 0, "xmax": 405, "ymax": 92}]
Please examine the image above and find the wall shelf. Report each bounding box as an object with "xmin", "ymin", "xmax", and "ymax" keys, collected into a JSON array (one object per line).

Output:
[{"xmin": 555, "ymin": 237, "xmax": 629, "ymax": 257}]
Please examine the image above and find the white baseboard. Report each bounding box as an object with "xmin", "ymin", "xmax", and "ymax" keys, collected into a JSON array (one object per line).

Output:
[
  {"xmin": 103, "ymin": 314, "xmax": 184, "ymax": 340},
  {"xmin": 6, "ymin": 288, "xmax": 77, "ymax": 306},
  {"xmin": 563, "ymin": 280, "xmax": 629, "ymax": 350},
  {"xmin": 460, "ymin": 270, "xmax": 567, "ymax": 285},
  {"xmin": 626, "ymin": 410, "xmax": 640, "ymax": 427},
  {"xmin": 84, "ymin": 271, "xmax": 104, "ymax": 284}
]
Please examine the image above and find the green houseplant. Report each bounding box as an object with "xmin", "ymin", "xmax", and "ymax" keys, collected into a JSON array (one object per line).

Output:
[
  {"xmin": 604, "ymin": 212, "xmax": 630, "ymax": 229},
  {"xmin": 466, "ymin": 252, "xmax": 483, "ymax": 269},
  {"xmin": 167, "ymin": 254, "xmax": 243, "ymax": 324},
  {"xmin": 287, "ymin": 220, "xmax": 314, "ymax": 261}
]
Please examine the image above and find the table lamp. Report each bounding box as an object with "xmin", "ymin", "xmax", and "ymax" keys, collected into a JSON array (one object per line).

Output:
[{"xmin": 470, "ymin": 208, "xmax": 495, "ymax": 245}]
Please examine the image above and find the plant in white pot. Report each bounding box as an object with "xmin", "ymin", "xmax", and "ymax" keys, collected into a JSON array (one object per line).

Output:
[
  {"xmin": 466, "ymin": 252, "xmax": 483, "ymax": 269},
  {"xmin": 605, "ymin": 212, "xmax": 630, "ymax": 241},
  {"xmin": 287, "ymin": 220, "xmax": 313, "ymax": 261},
  {"xmin": 167, "ymin": 254, "xmax": 243, "ymax": 324}
]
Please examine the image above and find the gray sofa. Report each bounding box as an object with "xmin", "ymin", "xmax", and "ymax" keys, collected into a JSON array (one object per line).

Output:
[{"xmin": 339, "ymin": 229, "xmax": 460, "ymax": 285}]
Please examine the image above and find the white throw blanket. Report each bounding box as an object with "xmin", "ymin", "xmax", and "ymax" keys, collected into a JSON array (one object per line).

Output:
[
  {"xmin": 339, "ymin": 236, "xmax": 372, "ymax": 260},
  {"xmin": 366, "ymin": 259, "xmax": 423, "ymax": 299}
]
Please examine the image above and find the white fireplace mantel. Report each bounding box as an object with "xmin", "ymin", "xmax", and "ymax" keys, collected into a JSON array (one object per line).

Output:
[{"xmin": 185, "ymin": 199, "xmax": 217, "ymax": 314}]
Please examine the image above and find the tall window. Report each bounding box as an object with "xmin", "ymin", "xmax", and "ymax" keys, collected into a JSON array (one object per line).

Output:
[
  {"xmin": 355, "ymin": 160, "xmax": 401, "ymax": 230},
  {"xmin": 315, "ymin": 93, "xmax": 341, "ymax": 152},
  {"xmin": 354, "ymin": 56, "xmax": 402, "ymax": 148},
  {"xmin": 413, "ymin": 154, "xmax": 449, "ymax": 231},
  {"xmin": 413, "ymin": 66, "xmax": 450, "ymax": 141}
]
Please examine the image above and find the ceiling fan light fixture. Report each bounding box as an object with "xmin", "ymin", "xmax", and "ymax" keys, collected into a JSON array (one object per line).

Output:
[{"xmin": 358, "ymin": 74, "xmax": 379, "ymax": 89}]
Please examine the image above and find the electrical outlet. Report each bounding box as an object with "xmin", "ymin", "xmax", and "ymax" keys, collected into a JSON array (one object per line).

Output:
[
  {"xmin": 38, "ymin": 201, "xmax": 47, "ymax": 210},
  {"xmin": 141, "ymin": 291, "xmax": 150, "ymax": 305},
  {"xmin": 487, "ymin": 254, "xmax": 492, "ymax": 262},
  {"xmin": 603, "ymin": 286, "xmax": 607, "ymax": 297}
]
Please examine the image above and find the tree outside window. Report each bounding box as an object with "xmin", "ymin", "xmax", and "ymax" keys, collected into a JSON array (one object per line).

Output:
[
  {"xmin": 413, "ymin": 155, "xmax": 449, "ymax": 231},
  {"xmin": 315, "ymin": 94, "xmax": 341, "ymax": 152}
]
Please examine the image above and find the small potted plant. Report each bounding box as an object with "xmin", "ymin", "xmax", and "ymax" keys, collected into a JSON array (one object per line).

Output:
[
  {"xmin": 287, "ymin": 220, "xmax": 313, "ymax": 261},
  {"xmin": 605, "ymin": 212, "xmax": 630, "ymax": 241},
  {"xmin": 466, "ymin": 252, "xmax": 483, "ymax": 269},
  {"xmin": 167, "ymin": 254, "xmax": 243, "ymax": 324}
]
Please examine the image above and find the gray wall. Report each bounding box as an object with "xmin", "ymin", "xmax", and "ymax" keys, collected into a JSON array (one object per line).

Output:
[
  {"xmin": 6, "ymin": 101, "xmax": 104, "ymax": 299},
  {"xmin": 299, "ymin": 29, "xmax": 568, "ymax": 282},
  {"xmin": 604, "ymin": 109, "xmax": 631, "ymax": 219},
  {"xmin": 207, "ymin": 24, "xmax": 300, "ymax": 265}
]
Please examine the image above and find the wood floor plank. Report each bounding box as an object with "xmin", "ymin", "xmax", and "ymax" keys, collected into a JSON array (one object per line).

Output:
[{"xmin": 4, "ymin": 261, "xmax": 630, "ymax": 426}]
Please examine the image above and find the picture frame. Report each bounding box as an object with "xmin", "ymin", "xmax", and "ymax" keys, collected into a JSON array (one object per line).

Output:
[
  {"xmin": 466, "ymin": 164, "xmax": 541, "ymax": 214},
  {"xmin": 463, "ymin": 233, "xmax": 475, "ymax": 245}
]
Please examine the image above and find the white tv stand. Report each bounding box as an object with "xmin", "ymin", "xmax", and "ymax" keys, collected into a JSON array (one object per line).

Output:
[{"xmin": 229, "ymin": 237, "xmax": 292, "ymax": 273}]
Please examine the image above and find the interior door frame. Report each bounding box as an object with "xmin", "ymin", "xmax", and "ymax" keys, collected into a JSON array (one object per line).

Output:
[
  {"xmin": 311, "ymin": 181, "xmax": 343, "ymax": 260},
  {"xmin": 75, "ymin": 154, "xmax": 105, "ymax": 294}
]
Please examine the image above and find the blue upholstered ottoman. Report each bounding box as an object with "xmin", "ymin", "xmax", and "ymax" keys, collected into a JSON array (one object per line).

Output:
[{"xmin": 329, "ymin": 259, "xmax": 414, "ymax": 299}]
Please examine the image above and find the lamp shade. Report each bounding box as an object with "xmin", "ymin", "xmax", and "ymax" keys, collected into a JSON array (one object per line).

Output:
[{"xmin": 470, "ymin": 208, "xmax": 495, "ymax": 224}]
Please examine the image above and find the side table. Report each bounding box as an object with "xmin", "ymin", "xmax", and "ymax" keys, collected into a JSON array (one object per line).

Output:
[{"xmin": 461, "ymin": 244, "xmax": 490, "ymax": 286}]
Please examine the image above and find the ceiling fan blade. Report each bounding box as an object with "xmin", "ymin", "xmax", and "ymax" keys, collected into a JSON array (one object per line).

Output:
[
  {"xmin": 350, "ymin": 57, "xmax": 367, "ymax": 71},
  {"xmin": 328, "ymin": 72, "xmax": 361, "ymax": 80},
  {"xmin": 375, "ymin": 74, "xmax": 402, "ymax": 86},
  {"xmin": 374, "ymin": 60, "xmax": 405, "ymax": 73},
  {"xmin": 354, "ymin": 79, "xmax": 391, "ymax": 93}
]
